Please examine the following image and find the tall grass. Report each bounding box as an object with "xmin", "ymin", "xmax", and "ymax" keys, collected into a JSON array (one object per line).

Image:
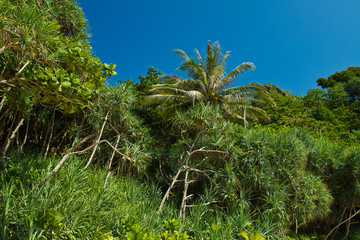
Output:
[
  {"xmin": 1, "ymin": 151, "xmax": 277, "ymax": 239},
  {"xmin": 1, "ymin": 152, "xmax": 178, "ymax": 239}
]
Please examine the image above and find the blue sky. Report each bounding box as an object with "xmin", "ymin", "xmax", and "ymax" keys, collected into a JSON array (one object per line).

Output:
[{"xmin": 77, "ymin": 0, "xmax": 360, "ymax": 95}]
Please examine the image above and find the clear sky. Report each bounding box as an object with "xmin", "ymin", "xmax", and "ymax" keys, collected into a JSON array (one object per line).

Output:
[{"xmin": 77, "ymin": 0, "xmax": 360, "ymax": 96}]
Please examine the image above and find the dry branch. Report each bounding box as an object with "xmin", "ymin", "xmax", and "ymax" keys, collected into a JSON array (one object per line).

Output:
[
  {"xmin": 325, "ymin": 208, "xmax": 360, "ymax": 240},
  {"xmin": 31, "ymin": 136, "xmax": 133, "ymax": 193}
]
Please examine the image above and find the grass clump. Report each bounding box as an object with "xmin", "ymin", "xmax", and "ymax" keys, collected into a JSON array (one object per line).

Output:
[{"xmin": 1, "ymin": 152, "xmax": 179, "ymax": 239}]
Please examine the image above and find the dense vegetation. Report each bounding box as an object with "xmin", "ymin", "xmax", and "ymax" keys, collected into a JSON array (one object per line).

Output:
[{"xmin": 1, "ymin": 0, "xmax": 359, "ymax": 239}]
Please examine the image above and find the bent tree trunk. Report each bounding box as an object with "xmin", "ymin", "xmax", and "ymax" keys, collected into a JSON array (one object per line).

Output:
[
  {"xmin": 179, "ymin": 160, "xmax": 191, "ymax": 220},
  {"xmin": 20, "ymin": 116, "xmax": 30, "ymax": 153},
  {"xmin": 32, "ymin": 138, "xmax": 132, "ymax": 193},
  {"xmin": 103, "ymin": 134, "xmax": 121, "ymax": 190},
  {"xmin": 1, "ymin": 116, "xmax": 24, "ymax": 172},
  {"xmin": 2, "ymin": 117, "xmax": 24, "ymax": 158},
  {"xmin": 325, "ymin": 208, "xmax": 360, "ymax": 240},
  {"xmin": 85, "ymin": 108, "xmax": 112, "ymax": 168},
  {"xmin": 157, "ymin": 157, "xmax": 186, "ymax": 215}
]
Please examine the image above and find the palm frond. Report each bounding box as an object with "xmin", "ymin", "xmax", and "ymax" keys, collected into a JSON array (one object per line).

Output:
[
  {"xmin": 219, "ymin": 82, "xmax": 260, "ymax": 95},
  {"xmin": 174, "ymin": 49, "xmax": 190, "ymax": 62},
  {"xmin": 194, "ymin": 48, "xmax": 206, "ymax": 73},
  {"xmin": 149, "ymin": 86, "xmax": 204, "ymax": 100},
  {"xmin": 149, "ymin": 41, "xmax": 273, "ymax": 125},
  {"xmin": 215, "ymin": 62, "xmax": 255, "ymax": 90},
  {"xmin": 205, "ymin": 40, "xmax": 215, "ymax": 80},
  {"xmin": 243, "ymin": 105, "xmax": 271, "ymax": 122},
  {"xmin": 177, "ymin": 59, "xmax": 205, "ymax": 80},
  {"xmin": 223, "ymin": 102, "xmax": 271, "ymax": 122},
  {"xmin": 144, "ymin": 94, "xmax": 190, "ymax": 105}
]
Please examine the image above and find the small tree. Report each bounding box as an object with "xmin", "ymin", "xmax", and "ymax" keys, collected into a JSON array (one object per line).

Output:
[{"xmin": 157, "ymin": 103, "xmax": 236, "ymax": 219}]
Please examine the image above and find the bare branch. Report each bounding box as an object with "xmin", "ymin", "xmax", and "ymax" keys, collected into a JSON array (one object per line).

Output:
[
  {"xmin": 191, "ymin": 147, "xmax": 228, "ymax": 155},
  {"xmin": 15, "ymin": 60, "xmax": 30, "ymax": 77},
  {"xmin": 325, "ymin": 208, "xmax": 360, "ymax": 240},
  {"xmin": 180, "ymin": 130, "xmax": 190, "ymax": 148},
  {"xmin": 184, "ymin": 194, "xmax": 194, "ymax": 201},
  {"xmin": 31, "ymin": 137, "xmax": 131, "ymax": 194},
  {"xmin": 186, "ymin": 201, "xmax": 221, "ymax": 208}
]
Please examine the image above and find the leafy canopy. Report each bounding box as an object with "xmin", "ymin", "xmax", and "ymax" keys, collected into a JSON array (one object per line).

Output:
[{"xmin": 146, "ymin": 41, "xmax": 274, "ymax": 124}]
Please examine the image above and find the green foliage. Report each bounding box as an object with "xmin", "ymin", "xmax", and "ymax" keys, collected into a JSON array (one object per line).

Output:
[
  {"xmin": 235, "ymin": 128, "xmax": 333, "ymax": 234},
  {"xmin": 136, "ymin": 66, "xmax": 163, "ymax": 100},
  {"xmin": 240, "ymin": 230, "xmax": 265, "ymax": 240},
  {"xmin": 2, "ymin": 1, "xmax": 360, "ymax": 239},
  {"xmin": 145, "ymin": 41, "xmax": 274, "ymax": 125},
  {"xmin": 84, "ymin": 84, "xmax": 151, "ymax": 175},
  {"xmin": 316, "ymin": 66, "xmax": 360, "ymax": 88},
  {"xmin": 1, "ymin": 152, "xmax": 179, "ymax": 239},
  {"xmin": 317, "ymin": 66, "xmax": 360, "ymax": 102},
  {"xmin": 257, "ymin": 85, "xmax": 360, "ymax": 147},
  {"xmin": 0, "ymin": 182, "xmax": 14, "ymax": 239},
  {"xmin": 0, "ymin": 0, "xmax": 116, "ymax": 115}
]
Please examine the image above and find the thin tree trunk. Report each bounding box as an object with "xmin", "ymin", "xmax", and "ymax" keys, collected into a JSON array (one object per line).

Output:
[
  {"xmin": 157, "ymin": 157, "xmax": 186, "ymax": 215},
  {"xmin": 2, "ymin": 112, "xmax": 17, "ymax": 150},
  {"xmin": 32, "ymin": 137, "xmax": 131, "ymax": 193},
  {"xmin": 243, "ymin": 107, "xmax": 247, "ymax": 129},
  {"xmin": 54, "ymin": 130, "xmax": 69, "ymax": 153},
  {"xmin": 85, "ymin": 108, "xmax": 112, "ymax": 168},
  {"xmin": 1, "ymin": 114, "xmax": 13, "ymax": 171},
  {"xmin": 1, "ymin": 117, "xmax": 24, "ymax": 159},
  {"xmin": 179, "ymin": 161, "xmax": 190, "ymax": 220},
  {"xmin": 0, "ymin": 55, "xmax": 10, "ymax": 80},
  {"xmin": 0, "ymin": 97, "xmax": 5, "ymax": 113},
  {"xmin": 35, "ymin": 121, "xmax": 39, "ymax": 144},
  {"xmin": 35, "ymin": 152, "xmax": 71, "ymax": 190},
  {"xmin": 333, "ymin": 207, "xmax": 347, "ymax": 237},
  {"xmin": 71, "ymin": 117, "xmax": 86, "ymax": 148},
  {"xmin": 103, "ymin": 135, "xmax": 121, "ymax": 190},
  {"xmin": 157, "ymin": 130, "xmax": 204, "ymax": 215},
  {"xmin": 16, "ymin": 128, "xmax": 20, "ymax": 152},
  {"xmin": 31, "ymin": 134, "xmax": 94, "ymax": 193},
  {"xmin": 0, "ymin": 109, "xmax": 10, "ymax": 123},
  {"xmin": 19, "ymin": 115, "xmax": 30, "ymax": 153},
  {"xmin": 342, "ymin": 207, "xmax": 354, "ymax": 240},
  {"xmin": 41, "ymin": 112, "xmax": 52, "ymax": 154},
  {"xmin": 44, "ymin": 108, "xmax": 56, "ymax": 159},
  {"xmin": 325, "ymin": 208, "xmax": 360, "ymax": 240}
]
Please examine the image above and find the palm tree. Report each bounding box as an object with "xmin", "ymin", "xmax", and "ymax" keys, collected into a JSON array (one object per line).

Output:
[{"xmin": 146, "ymin": 41, "xmax": 275, "ymax": 125}]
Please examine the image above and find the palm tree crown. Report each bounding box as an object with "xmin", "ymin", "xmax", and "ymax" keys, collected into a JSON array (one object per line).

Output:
[{"xmin": 146, "ymin": 41, "xmax": 274, "ymax": 124}]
